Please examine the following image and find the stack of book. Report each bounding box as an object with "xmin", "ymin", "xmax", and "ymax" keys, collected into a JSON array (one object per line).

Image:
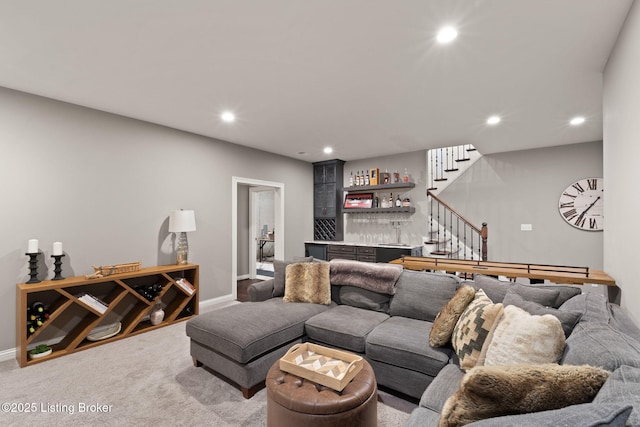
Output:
[
  {"xmin": 176, "ymin": 278, "xmax": 195, "ymax": 295},
  {"xmin": 76, "ymin": 293, "xmax": 108, "ymax": 314}
]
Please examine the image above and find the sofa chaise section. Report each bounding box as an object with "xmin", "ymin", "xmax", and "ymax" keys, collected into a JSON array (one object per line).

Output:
[{"xmin": 186, "ymin": 296, "xmax": 332, "ymax": 398}]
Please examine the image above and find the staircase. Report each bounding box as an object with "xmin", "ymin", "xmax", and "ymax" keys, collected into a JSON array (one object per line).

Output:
[{"xmin": 425, "ymin": 145, "xmax": 488, "ymax": 260}]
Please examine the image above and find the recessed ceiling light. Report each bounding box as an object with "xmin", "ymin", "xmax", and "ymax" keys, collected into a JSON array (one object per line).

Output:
[
  {"xmin": 570, "ymin": 116, "xmax": 585, "ymax": 126},
  {"xmin": 323, "ymin": 147, "xmax": 333, "ymax": 154},
  {"xmin": 437, "ymin": 26, "xmax": 458, "ymax": 43},
  {"xmin": 486, "ymin": 115, "xmax": 501, "ymax": 125},
  {"xmin": 221, "ymin": 111, "xmax": 235, "ymax": 123}
]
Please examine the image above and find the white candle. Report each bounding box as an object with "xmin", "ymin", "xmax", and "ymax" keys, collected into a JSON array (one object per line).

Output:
[
  {"xmin": 53, "ymin": 242, "xmax": 63, "ymax": 256},
  {"xmin": 28, "ymin": 239, "xmax": 38, "ymax": 254}
]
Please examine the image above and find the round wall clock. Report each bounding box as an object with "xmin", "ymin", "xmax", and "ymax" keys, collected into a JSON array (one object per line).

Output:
[{"xmin": 558, "ymin": 178, "xmax": 603, "ymax": 231}]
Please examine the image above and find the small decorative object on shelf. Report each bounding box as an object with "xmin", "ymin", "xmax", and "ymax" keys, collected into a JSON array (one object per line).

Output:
[
  {"xmin": 135, "ymin": 282, "xmax": 164, "ymax": 301},
  {"xmin": 29, "ymin": 344, "xmax": 52, "ymax": 360},
  {"xmin": 76, "ymin": 293, "xmax": 108, "ymax": 314},
  {"xmin": 370, "ymin": 168, "xmax": 379, "ymax": 185},
  {"xmin": 149, "ymin": 302, "xmax": 165, "ymax": 326},
  {"xmin": 51, "ymin": 254, "xmax": 65, "ymax": 280},
  {"xmin": 26, "ymin": 239, "xmax": 40, "ymax": 284},
  {"xmin": 176, "ymin": 278, "xmax": 196, "ymax": 295},
  {"xmin": 87, "ymin": 322, "xmax": 122, "ymax": 341},
  {"xmin": 85, "ymin": 261, "xmax": 142, "ymax": 279},
  {"xmin": 27, "ymin": 302, "xmax": 50, "ymax": 336}
]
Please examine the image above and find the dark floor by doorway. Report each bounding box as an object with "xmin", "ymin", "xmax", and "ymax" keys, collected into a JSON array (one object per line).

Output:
[{"xmin": 237, "ymin": 278, "xmax": 263, "ymax": 302}]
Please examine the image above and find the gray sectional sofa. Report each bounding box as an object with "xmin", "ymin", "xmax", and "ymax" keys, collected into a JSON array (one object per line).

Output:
[{"xmin": 185, "ymin": 259, "xmax": 640, "ymax": 426}]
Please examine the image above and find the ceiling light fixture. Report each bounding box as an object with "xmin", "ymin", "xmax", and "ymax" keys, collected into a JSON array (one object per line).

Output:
[
  {"xmin": 323, "ymin": 147, "xmax": 333, "ymax": 154},
  {"xmin": 569, "ymin": 116, "xmax": 586, "ymax": 126},
  {"xmin": 436, "ymin": 26, "xmax": 458, "ymax": 43},
  {"xmin": 221, "ymin": 111, "xmax": 236, "ymax": 123},
  {"xmin": 486, "ymin": 115, "xmax": 501, "ymax": 125}
]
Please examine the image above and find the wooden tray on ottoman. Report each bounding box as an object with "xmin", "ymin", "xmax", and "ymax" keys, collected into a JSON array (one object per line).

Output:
[{"xmin": 279, "ymin": 343, "xmax": 363, "ymax": 392}]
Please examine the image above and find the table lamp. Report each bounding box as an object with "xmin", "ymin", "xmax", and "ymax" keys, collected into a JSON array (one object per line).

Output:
[{"xmin": 169, "ymin": 209, "xmax": 196, "ymax": 265}]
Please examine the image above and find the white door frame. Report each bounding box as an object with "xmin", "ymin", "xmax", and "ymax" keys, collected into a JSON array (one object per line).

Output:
[{"xmin": 232, "ymin": 177, "xmax": 285, "ymax": 299}]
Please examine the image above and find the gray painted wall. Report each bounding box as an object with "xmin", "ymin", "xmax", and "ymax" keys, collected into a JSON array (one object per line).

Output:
[
  {"xmin": 603, "ymin": 0, "xmax": 640, "ymax": 326},
  {"xmin": 343, "ymin": 151, "xmax": 428, "ymax": 246},
  {"xmin": 0, "ymin": 87, "xmax": 313, "ymax": 353},
  {"xmin": 440, "ymin": 141, "xmax": 603, "ymax": 268}
]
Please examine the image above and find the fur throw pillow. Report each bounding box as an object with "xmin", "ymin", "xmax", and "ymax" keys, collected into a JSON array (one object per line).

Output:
[
  {"xmin": 478, "ymin": 305, "xmax": 566, "ymax": 366},
  {"xmin": 439, "ymin": 364, "xmax": 611, "ymax": 427},
  {"xmin": 430, "ymin": 285, "xmax": 476, "ymax": 347},
  {"xmin": 283, "ymin": 262, "xmax": 331, "ymax": 305}
]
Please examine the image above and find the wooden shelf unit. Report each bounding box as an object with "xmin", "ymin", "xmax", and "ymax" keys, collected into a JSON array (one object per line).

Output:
[{"xmin": 16, "ymin": 263, "xmax": 199, "ymax": 367}]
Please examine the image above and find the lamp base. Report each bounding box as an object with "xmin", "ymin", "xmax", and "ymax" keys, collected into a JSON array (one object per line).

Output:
[
  {"xmin": 176, "ymin": 251, "xmax": 188, "ymax": 265},
  {"xmin": 176, "ymin": 232, "xmax": 189, "ymax": 265}
]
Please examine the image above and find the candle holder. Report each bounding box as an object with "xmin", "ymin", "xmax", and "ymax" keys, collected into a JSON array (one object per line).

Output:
[
  {"xmin": 51, "ymin": 254, "xmax": 65, "ymax": 281},
  {"xmin": 26, "ymin": 252, "xmax": 41, "ymax": 284}
]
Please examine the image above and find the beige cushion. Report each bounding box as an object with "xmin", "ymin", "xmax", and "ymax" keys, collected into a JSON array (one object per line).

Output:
[
  {"xmin": 283, "ymin": 262, "xmax": 331, "ymax": 305},
  {"xmin": 478, "ymin": 305, "xmax": 565, "ymax": 366},
  {"xmin": 439, "ymin": 364, "xmax": 611, "ymax": 427},
  {"xmin": 429, "ymin": 285, "xmax": 476, "ymax": 347},
  {"xmin": 451, "ymin": 289, "xmax": 503, "ymax": 371}
]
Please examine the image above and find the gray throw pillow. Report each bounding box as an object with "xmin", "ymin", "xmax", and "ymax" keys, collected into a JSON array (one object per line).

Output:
[
  {"xmin": 472, "ymin": 275, "xmax": 560, "ymax": 307},
  {"xmin": 272, "ymin": 256, "xmax": 313, "ymax": 297},
  {"xmin": 502, "ymin": 290, "xmax": 582, "ymax": 338},
  {"xmin": 511, "ymin": 283, "xmax": 559, "ymax": 307},
  {"xmin": 471, "ymin": 275, "xmax": 510, "ymax": 303},
  {"xmin": 526, "ymin": 283, "xmax": 582, "ymax": 308}
]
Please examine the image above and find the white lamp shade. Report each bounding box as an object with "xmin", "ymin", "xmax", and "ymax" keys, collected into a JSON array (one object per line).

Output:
[{"xmin": 169, "ymin": 210, "xmax": 196, "ymax": 232}]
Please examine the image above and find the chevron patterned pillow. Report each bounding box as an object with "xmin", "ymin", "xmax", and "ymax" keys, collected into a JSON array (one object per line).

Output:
[{"xmin": 451, "ymin": 289, "xmax": 503, "ymax": 371}]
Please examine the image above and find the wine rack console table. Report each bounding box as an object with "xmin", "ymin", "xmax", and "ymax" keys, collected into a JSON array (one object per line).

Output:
[{"xmin": 16, "ymin": 263, "xmax": 199, "ymax": 367}]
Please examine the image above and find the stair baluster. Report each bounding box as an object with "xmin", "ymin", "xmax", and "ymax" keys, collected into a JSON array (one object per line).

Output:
[{"xmin": 426, "ymin": 190, "xmax": 488, "ymax": 261}]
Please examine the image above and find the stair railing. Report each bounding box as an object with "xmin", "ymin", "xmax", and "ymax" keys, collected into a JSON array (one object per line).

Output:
[{"xmin": 426, "ymin": 190, "xmax": 488, "ymax": 261}]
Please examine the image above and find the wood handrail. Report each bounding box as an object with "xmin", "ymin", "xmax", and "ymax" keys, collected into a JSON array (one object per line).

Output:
[
  {"xmin": 392, "ymin": 256, "xmax": 616, "ymax": 286},
  {"xmin": 427, "ymin": 190, "xmax": 480, "ymax": 233}
]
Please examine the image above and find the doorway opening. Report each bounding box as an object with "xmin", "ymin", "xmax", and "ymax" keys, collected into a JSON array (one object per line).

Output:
[{"xmin": 231, "ymin": 177, "xmax": 284, "ymax": 301}]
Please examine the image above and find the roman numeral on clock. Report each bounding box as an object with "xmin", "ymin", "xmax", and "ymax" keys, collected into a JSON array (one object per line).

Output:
[
  {"xmin": 588, "ymin": 179, "xmax": 597, "ymax": 190},
  {"xmin": 560, "ymin": 201, "xmax": 574, "ymax": 209},
  {"xmin": 572, "ymin": 182, "xmax": 585, "ymax": 193},
  {"xmin": 563, "ymin": 208, "xmax": 578, "ymax": 221}
]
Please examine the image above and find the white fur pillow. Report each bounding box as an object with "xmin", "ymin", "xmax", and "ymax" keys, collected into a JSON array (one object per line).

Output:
[{"xmin": 478, "ymin": 305, "xmax": 565, "ymax": 366}]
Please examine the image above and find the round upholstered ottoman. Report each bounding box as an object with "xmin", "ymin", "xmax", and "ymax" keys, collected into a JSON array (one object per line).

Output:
[{"xmin": 266, "ymin": 357, "xmax": 377, "ymax": 427}]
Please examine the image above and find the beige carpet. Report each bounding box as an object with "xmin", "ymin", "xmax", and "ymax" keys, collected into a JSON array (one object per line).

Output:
[{"xmin": 0, "ymin": 313, "xmax": 414, "ymax": 426}]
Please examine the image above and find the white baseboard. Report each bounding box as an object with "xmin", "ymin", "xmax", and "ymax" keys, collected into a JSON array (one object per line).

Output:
[
  {"xmin": 0, "ymin": 347, "xmax": 16, "ymax": 363},
  {"xmin": 199, "ymin": 294, "xmax": 237, "ymax": 311},
  {"xmin": 237, "ymin": 274, "xmax": 250, "ymax": 280},
  {"xmin": 0, "ymin": 294, "xmax": 238, "ymax": 363}
]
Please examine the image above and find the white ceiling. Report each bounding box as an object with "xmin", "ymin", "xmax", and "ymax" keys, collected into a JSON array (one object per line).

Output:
[{"xmin": 0, "ymin": 1, "xmax": 633, "ymax": 162}]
